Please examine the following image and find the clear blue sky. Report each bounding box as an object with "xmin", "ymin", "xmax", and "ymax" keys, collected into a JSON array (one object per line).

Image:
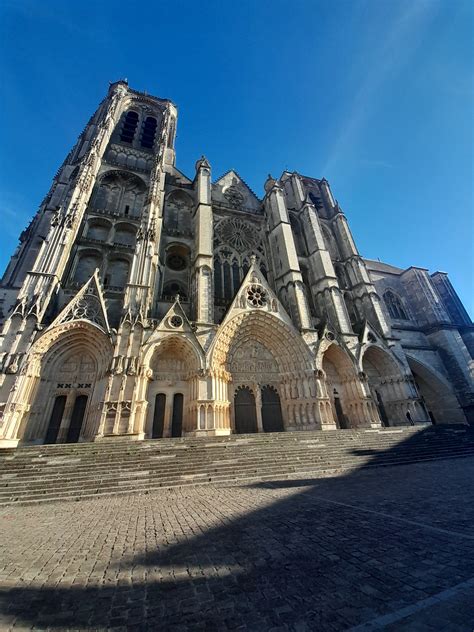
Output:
[{"xmin": 1, "ymin": 0, "xmax": 473, "ymax": 315}]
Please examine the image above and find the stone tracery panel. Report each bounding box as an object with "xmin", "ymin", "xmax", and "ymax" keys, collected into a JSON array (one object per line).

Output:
[{"xmin": 213, "ymin": 217, "xmax": 268, "ymax": 302}]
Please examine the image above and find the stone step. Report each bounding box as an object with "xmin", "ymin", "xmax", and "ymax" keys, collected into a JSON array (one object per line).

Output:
[
  {"xmin": 1, "ymin": 430, "xmax": 468, "ymax": 462},
  {"xmin": 2, "ymin": 449, "xmax": 473, "ymax": 506},
  {"xmin": 1, "ymin": 434, "xmax": 471, "ymax": 468},
  {"xmin": 0, "ymin": 427, "xmax": 436, "ymax": 457},
  {"xmin": 2, "ymin": 445, "xmax": 474, "ymax": 498},
  {"xmin": 2, "ymin": 436, "xmax": 474, "ymax": 471},
  {"xmin": 1, "ymin": 427, "xmax": 473, "ymax": 505}
]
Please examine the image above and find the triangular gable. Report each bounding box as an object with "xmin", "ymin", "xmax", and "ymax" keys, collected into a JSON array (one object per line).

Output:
[
  {"xmin": 166, "ymin": 164, "xmax": 193, "ymax": 185},
  {"xmin": 354, "ymin": 319, "xmax": 393, "ymax": 363},
  {"xmin": 146, "ymin": 296, "xmax": 203, "ymax": 348},
  {"xmin": 212, "ymin": 170, "xmax": 261, "ymax": 213},
  {"xmin": 49, "ymin": 270, "xmax": 110, "ymax": 333},
  {"xmin": 218, "ymin": 257, "xmax": 295, "ymax": 331}
]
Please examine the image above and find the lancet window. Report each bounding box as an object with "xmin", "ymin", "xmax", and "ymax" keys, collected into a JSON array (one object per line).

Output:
[
  {"xmin": 383, "ymin": 290, "xmax": 409, "ymax": 320},
  {"xmin": 213, "ymin": 217, "xmax": 268, "ymax": 303},
  {"xmin": 141, "ymin": 116, "xmax": 158, "ymax": 149},
  {"xmin": 120, "ymin": 110, "xmax": 139, "ymax": 143}
]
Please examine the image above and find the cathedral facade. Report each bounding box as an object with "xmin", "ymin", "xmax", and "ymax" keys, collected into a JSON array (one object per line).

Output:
[{"xmin": 0, "ymin": 81, "xmax": 473, "ymax": 447}]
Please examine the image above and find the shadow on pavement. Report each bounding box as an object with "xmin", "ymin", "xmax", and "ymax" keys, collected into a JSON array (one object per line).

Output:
[{"xmin": 2, "ymin": 427, "xmax": 474, "ymax": 630}]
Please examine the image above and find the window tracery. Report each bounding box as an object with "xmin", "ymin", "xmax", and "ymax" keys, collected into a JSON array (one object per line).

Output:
[
  {"xmin": 213, "ymin": 217, "xmax": 267, "ymax": 303},
  {"xmin": 383, "ymin": 290, "xmax": 409, "ymax": 320},
  {"xmin": 92, "ymin": 171, "xmax": 146, "ymax": 218}
]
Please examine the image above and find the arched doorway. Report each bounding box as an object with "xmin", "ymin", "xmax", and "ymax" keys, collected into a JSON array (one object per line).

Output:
[
  {"xmin": 261, "ymin": 385, "xmax": 284, "ymax": 432},
  {"xmin": 407, "ymin": 356, "xmax": 466, "ymax": 424},
  {"xmin": 24, "ymin": 324, "xmax": 111, "ymax": 445},
  {"xmin": 171, "ymin": 393, "xmax": 184, "ymax": 437},
  {"xmin": 322, "ymin": 345, "xmax": 355, "ymax": 428},
  {"xmin": 152, "ymin": 393, "xmax": 166, "ymax": 438},
  {"xmin": 234, "ymin": 386, "xmax": 258, "ymax": 434},
  {"xmin": 362, "ymin": 346, "xmax": 408, "ymax": 426},
  {"xmin": 145, "ymin": 336, "xmax": 201, "ymax": 437}
]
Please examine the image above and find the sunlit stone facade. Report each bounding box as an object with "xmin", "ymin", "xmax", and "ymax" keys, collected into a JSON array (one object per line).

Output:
[{"xmin": 0, "ymin": 81, "xmax": 473, "ymax": 446}]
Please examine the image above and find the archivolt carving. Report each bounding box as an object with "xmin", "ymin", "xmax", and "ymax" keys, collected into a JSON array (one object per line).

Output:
[
  {"xmin": 29, "ymin": 321, "xmax": 113, "ymax": 379},
  {"xmin": 210, "ymin": 311, "xmax": 314, "ymax": 375},
  {"xmin": 143, "ymin": 334, "xmax": 204, "ymax": 376}
]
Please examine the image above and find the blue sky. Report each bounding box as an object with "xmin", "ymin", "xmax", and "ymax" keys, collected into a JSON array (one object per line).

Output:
[{"xmin": 1, "ymin": 0, "xmax": 472, "ymax": 314}]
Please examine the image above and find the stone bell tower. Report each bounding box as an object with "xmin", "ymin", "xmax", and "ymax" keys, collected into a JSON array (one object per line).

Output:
[{"xmin": 0, "ymin": 80, "xmax": 177, "ymax": 445}]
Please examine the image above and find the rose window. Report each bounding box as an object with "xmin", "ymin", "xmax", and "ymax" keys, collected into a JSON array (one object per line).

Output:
[
  {"xmin": 215, "ymin": 218, "xmax": 260, "ymax": 252},
  {"xmin": 169, "ymin": 315, "xmax": 183, "ymax": 328},
  {"xmin": 247, "ymin": 284, "xmax": 267, "ymax": 308}
]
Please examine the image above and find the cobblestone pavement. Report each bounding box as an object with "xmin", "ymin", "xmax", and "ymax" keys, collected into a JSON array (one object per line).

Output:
[{"xmin": 1, "ymin": 458, "xmax": 474, "ymax": 631}]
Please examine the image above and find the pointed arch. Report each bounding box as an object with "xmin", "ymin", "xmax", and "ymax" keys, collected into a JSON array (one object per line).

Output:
[
  {"xmin": 209, "ymin": 311, "xmax": 314, "ymax": 375},
  {"xmin": 406, "ymin": 355, "xmax": 466, "ymax": 424},
  {"xmin": 383, "ymin": 289, "xmax": 410, "ymax": 321},
  {"xmin": 361, "ymin": 344, "xmax": 410, "ymax": 426},
  {"xmin": 21, "ymin": 321, "xmax": 113, "ymax": 444},
  {"xmin": 143, "ymin": 334, "xmax": 204, "ymax": 373}
]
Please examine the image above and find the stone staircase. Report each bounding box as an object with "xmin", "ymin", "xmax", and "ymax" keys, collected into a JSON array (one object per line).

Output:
[{"xmin": 1, "ymin": 425, "xmax": 474, "ymax": 506}]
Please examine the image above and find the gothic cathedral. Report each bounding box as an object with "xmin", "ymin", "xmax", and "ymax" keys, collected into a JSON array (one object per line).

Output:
[{"xmin": 0, "ymin": 81, "xmax": 473, "ymax": 447}]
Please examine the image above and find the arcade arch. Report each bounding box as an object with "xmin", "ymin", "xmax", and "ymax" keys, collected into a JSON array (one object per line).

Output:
[
  {"xmin": 406, "ymin": 356, "xmax": 465, "ymax": 424},
  {"xmin": 21, "ymin": 322, "xmax": 112, "ymax": 444},
  {"xmin": 144, "ymin": 336, "xmax": 202, "ymax": 438},
  {"xmin": 361, "ymin": 345, "xmax": 420, "ymax": 425},
  {"xmin": 321, "ymin": 344, "xmax": 358, "ymax": 428},
  {"xmin": 210, "ymin": 311, "xmax": 317, "ymax": 432}
]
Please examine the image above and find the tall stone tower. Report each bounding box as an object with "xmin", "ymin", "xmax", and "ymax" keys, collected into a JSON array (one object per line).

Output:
[{"xmin": 0, "ymin": 81, "xmax": 472, "ymax": 447}]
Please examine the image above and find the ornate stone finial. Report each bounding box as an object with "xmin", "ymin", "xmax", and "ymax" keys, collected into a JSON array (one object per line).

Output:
[
  {"xmin": 250, "ymin": 254, "xmax": 257, "ymax": 265},
  {"xmin": 174, "ymin": 293, "xmax": 180, "ymax": 303},
  {"xmin": 264, "ymin": 174, "xmax": 276, "ymax": 193},
  {"xmin": 195, "ymin": 155, "xmax": 211, "ymax": 171}
]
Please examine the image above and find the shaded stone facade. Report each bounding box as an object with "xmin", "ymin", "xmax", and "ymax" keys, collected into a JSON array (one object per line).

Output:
[{"xmin": 0, "ymin": 80, "xmax": 472, "ymax": 446}]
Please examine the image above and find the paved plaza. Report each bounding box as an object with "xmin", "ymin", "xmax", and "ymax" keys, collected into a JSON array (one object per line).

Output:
[{"xmin": 1, "ymin": 457, "xmax": 474, "ymax": 631}]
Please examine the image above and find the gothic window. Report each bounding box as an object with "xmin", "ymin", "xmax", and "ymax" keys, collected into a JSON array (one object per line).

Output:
[
  {"xmin": 120, "ymin": 111, "xmax": 139, "ymax": 143},
  {"xmin": 165, "ymin": 244, "xmax": 189, "ymax": 271},
  {"xmin": 320, "ymin": 223, "xmax": 339, "ymax": 260},
  {"xmin": 300, "ymin": 264, "xmax": 317, "ymax": 317},
  {"xmin": 163, "ymin": 281, "xmax": 187, "ymax": 301},
  {"xmin": 141, "ymin": 116, "xmax": 157, "ymax": 149},
  {"xmin": 334, "ymin": 263, "xmax": 349, "ymax": 289},
  {"xmin": 74, "ymin": 253, "xmax": 101, "ymax": 285},
  {"xmin": 86, "ymin": 221, "xmax": 110, "ymax": 242},
  {"xmin": 309, "ymin": 191, "xmax": 324, "ymax": 210},
  {"xmin": 92, "ymin": 172, "xmax": 146, "ymax": 217},
  {"xmin": 223, "ymin": 261, "xmax": 232, "ymax": 300},
  {"xmin": 164, "ymin": 191, "xmax": 193, "ymax": 236},
  {"xmin": 289, "ymin": 213, "xmax": 308, "ymax": 257},
  {"xmin": 214, "ymin": 257, "xmax": 223, "ymax": 299},
  {"xmin": 113, "ymin": 224, "xmax": 136, "ymax": 247},
  {"xmin": 383, "ymin": 290, "xmax": 409, "ymax": 320},
  {"xmin": 232, "ymin": 260, "xmax": 240, "ymax": 294},
  {"xmin": 344, "ymin": 291, "xmax": 359, "ymax": 327},
  {"xmin": 213, "ymin": 217, "xmax": 268, "ymax": 303},
  {"xmin": 106, "ymin": 258, "xmax": 130, "ymax": 289}
]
